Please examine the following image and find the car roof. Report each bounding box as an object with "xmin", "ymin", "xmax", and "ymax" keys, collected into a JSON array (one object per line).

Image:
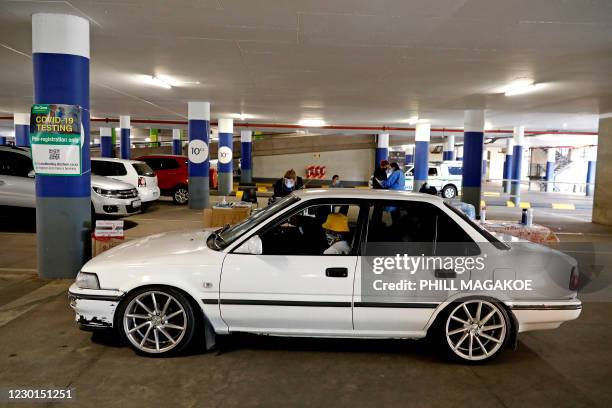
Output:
[
  {"xmin": 0, "ymin": 145, "xmax": 30, "ymax": 154},
  {"xmin": 291, "ymin": 188, "xmax": 444, "ymax": 204},
  {"xmin": 91, "ymin": 157, "xmax": 143, "ymax": 164},
  {"xmin": 136, "ymin": 154, "xmax": 186, "ymax": 159}
]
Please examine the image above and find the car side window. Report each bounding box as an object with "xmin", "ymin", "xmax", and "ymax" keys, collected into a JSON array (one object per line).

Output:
[
  {"xmin": 0, "ymin": 152, "xmax": 33, "ymax": 177},
  {"xmin": 162, "ymin": 159, "xmax": 180, "ymax": 169},
  {"xmin": 143, "ymin": 158, "xmax": 162, "ymax": 170},
  {"xmin": 428, "ymin": 167, "xmax": 438, "ymax": 176},
  {"xmin": 258, "ymin": 202, "xmax": 362, "ymax": 256},
  {"xmin": 92, "ymin": 161, "xmax": 127, "ymax": 176}
]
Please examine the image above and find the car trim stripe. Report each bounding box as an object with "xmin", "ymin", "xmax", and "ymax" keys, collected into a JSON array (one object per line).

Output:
[
  {"xmin": 508, "ymin": 304, "xmax": 582, "ymax": 311},
  {"xmin": 68, "ymin": 291, "xmax": 123, "ymax": 302},
  {"xmin": 202, "ymin": 299, "xmax": 440, "ymax": 308}
]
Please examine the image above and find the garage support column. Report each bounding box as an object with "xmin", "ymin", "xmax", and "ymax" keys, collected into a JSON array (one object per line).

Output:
[
  {"xmin": 510, "ymin": 126, "xmax": 525, "ymax": 205},
  {"xmin": 404, "ymin": 145, "xmax": 414, "ymax": 165},
  {"xmin": 172, "ymin": 129, "xmax": 182, "ymax": 155},
  {"xmin": 218, "ymin": 118, "xmax": 234, "ymax": 196},
  {"xmin": 413, "ymin": 123, "xmax": 431, "ymax": 192},
  {"xmin": 100, "ymin": 127, "xmax": 112, "ymax": 157},
  {"xmin": 443, "ymin": 135, "xmax": 455, "ymax": 161},
  {"xmin": 14, "ymin": 113, "xmax": 30, "ymax": 147},
  {"xmin": 32, "ymin": 13, "xmax": 91, "ymax": 279},
  {"xmin": 240, "ymin": 130, "xmax": 253, "ymax": 184},
  {"xmin": 546, "ymin": 148, "xmax": 556, "ymax": 193},
  {"xmin": 375, "ymin": 133, "xmax": 389, "ymax": 167},
  {"xmin": 586, "ymin": 148, "xmax": 596, "ymax": 197},
  {"xmin": 149, "ymin": 128, "xmax": 158, "ymax": 148},
  {"xmin": 188, "ymin": 101, "xmax": 210, "ymax": 209},
  {"xmin": 461, "ymin": 110, "xmax": 485, "ymax": 217},
  {"xmin": 0, "ymin": 136, "xmax": 5, "ymax": 145},
  {"xmin": 119, "ymin": 115, "xmax": 130, "ymax": 159},
  {"xmin": 503, "ymin": 138, "xmax": 513, "ymax": 194}
]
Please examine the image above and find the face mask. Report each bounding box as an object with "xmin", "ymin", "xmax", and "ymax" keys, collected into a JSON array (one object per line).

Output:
[
  {"xmin": 284, "ymin": 178, "xmax": 295, "ymax": 189},
  {"xmin": 332, "ymin": 180, "xmax": 339, "ymax": 186}
]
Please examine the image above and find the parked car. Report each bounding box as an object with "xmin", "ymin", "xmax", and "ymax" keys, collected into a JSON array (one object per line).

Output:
[
  {"xmin": 405, "ymin": 161, "xmax": 463, "ymax": 198},
  {"xmin": 91, "ymin": 158, "xmax": 160, "ymax": 209},
  {"xmin": 0, "ymin": 146, "xmax": 141, "ymax": 217},
  {"xmin": 135, "ymin": 155, "xmax": 189, "ymax": 204},
  {"xmin": 136, "ymin": 154, "xmax": 219, "ymax": 205},
  {"xmin": 69, "ymin": 189, "xmax": 581, "ymax": 362}
]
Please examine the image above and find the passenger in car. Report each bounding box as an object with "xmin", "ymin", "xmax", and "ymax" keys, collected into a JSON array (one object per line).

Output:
[{"xmin": 322, "ymin": 213, "xmax": 351, "ymax": 255}]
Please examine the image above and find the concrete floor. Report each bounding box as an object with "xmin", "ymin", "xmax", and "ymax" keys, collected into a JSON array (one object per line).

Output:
[{"xmin": 0, "ymin": 198, "xmax": 611, "ymax": 407}]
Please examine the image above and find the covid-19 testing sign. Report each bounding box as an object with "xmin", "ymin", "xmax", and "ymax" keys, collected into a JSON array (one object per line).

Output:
[{"xmin": 29, "ymin": 104, "xmax": 83, "ymax": 176}]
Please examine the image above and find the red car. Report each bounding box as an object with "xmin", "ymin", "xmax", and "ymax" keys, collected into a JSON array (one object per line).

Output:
[{"xmin": 136, "ymin": 155, "xmax": 217, "ymax": 205}]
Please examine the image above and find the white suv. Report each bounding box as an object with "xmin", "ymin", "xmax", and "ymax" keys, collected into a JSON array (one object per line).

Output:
[
  {"xmin": 91, "ymin": 158, "xmax": 160, "ymax": 208},
  {"xmin": 405, "ymin": 161, "xmax": 463, "ymax": 198},
  {"xmin": 0, "ymin": 146, "xmax": 141, "ymax": 217}
]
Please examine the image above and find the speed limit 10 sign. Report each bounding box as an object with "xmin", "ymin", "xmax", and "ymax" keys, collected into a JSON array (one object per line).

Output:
[{"xmin": 188, "ymin": 139, "xmax": 209, "ymax": 164}]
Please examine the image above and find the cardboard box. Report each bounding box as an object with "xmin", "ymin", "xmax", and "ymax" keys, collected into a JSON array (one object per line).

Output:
[
  {"xmin": 204, "ymin": 206, "xmax": 251, "ymax": 228},
  {"xmin": 92, "ymin": 237, "xmax": 124, "ymax": 257}
]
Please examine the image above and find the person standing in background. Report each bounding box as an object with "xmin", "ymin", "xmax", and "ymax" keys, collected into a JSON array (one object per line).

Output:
[
  {"xmin": 380, "ymin": 162, "xmax": 405, "ymax": 191},
  {"xmin": 330, "ymin": 174, "xmax": 342, "ymax": 188},
  {"xmin": 372, "ymin": 160, "xmax": 389, "ymax": 189}
]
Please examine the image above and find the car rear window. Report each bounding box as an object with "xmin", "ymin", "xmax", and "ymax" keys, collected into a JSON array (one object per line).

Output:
[
  {"xmin": 132, "ymin": 162, "xmax": 155, "ymax": 177},
  {"xmin": 91, "ymin": 160, "xmax": 127, "ymax": 176}
]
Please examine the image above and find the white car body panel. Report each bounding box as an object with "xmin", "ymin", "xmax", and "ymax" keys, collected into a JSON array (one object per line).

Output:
[
  {"xmin": 91, "ymin": 157, "xmax": 160, "ymax": 203},
  {"xmin": 70, "ymin": 189, "xmax": 581, "ymax": 343},
  {"xmin": 404, "ymin": 161, "xmax": 463, "ymax": 194}
]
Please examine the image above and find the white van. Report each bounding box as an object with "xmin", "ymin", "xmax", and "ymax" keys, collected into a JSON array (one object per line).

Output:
[{"xmin": 404, "ymin": 161, "xmax": 463, "ymax": 198}]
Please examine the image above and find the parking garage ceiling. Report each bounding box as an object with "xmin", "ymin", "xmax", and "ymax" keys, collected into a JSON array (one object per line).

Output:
[{"xmin": 0, "ymin": 0, "xmax": 611, "ymax": 131}]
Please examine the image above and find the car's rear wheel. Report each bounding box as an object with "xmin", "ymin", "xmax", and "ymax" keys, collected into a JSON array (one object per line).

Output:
[
  {"xmin": 442, "ymin": 299, "xmax": 509, "ymax": 363},
  {"xmin": 173, "ymin": 186, "xmax": 189, "ymax": 205},
  {"xmin": 118, "ymin": 287, "xmax": 197, "ymax": 356},
  {"xmin": 442, "ymin": 184, "xmax": 457, "ymax": 199}
]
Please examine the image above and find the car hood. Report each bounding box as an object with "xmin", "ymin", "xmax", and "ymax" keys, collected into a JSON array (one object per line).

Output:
[
  {"xmin": 83, "ymin": 230, "xmax": 217, "ymax": 272},
  {"xmin": 91, "ymin": 175, "xmax": 135, "ymax": 190}
]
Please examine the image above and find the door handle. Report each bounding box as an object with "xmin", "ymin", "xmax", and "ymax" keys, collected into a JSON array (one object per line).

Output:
[
  {"xmin": 435, "ymin": 269, "xmax": 457, "ymax": 279},
  {"xmin": 325, "ymin": 267, "xmax": 348, "ymax": 278}
]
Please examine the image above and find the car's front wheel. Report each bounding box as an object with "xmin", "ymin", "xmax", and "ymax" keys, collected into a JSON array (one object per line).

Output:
[
  {"xmin": 173, "ymin": 186, "xmax": 189, "ymax": 205},
  {"xmin": 118, "ymin": 287, "xmax": 197, "ymax": 356},
  {"xmin": 442, "ymin": 299, "xmax": 509, "ymax": 363},
  {"xmin": 441, "ymin": 184, "xmax": 458, "ymax": 199}
]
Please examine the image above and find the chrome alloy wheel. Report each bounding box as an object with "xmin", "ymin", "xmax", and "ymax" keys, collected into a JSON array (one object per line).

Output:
[
  {"xmin": 174, "ymin": 187, "xmax": 189, "ymax": 204},
  {"xmin": 445, "ymin": 300, "xmax": 507, "ymax": 361},
  {"xmin": 123, "ymin": 291, "xmax": 187, "ymax": 354}
]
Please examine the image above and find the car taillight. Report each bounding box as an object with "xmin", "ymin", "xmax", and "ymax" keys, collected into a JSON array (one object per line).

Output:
[
  {"xmin": 138, "ymin": 176, "xmax": 146, "ymax": 187},
  {"xmin": 569, "ymin": 266, "xmax": 580, "ymax": 291}
]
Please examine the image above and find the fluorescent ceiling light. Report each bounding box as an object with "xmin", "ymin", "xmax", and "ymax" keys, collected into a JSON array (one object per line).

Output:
[
  {"xmin": 407, "ymin": 116, "xmax": 419, "ymax": 125},
  {"xmin": 298, "ymin": 119, "xmax": 326, "ymax": 127},
  {"xmin": 144, "ymin": 137, "xmax": 151, "ymax": 142},
  {"xmin": 502, "ymin": 79, "xmax": 543, "ymax": 96},
  {"xmin": 142, "ymin": 75, "xmax": 172, "ymax": 89},
  {"xmin": 156, "ymin": 74, "xmax": 200, "ymax": 87}
]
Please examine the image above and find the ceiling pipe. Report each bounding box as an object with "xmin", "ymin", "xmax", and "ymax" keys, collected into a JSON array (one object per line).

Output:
[{"xmin": 0, "ymin": 115, "xmax": 598, "ymax": 136}]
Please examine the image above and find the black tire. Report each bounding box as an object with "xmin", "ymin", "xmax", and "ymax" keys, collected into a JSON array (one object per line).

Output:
[
  {"xmin": 441, "ymin": 184, "xmax": 458, "ymax": 199},
  {"xmin": 173, "ymin": 185, "xmax": 189, "ymax": 205},
  {"xmin": 436, "ymin": 298, "xmax": 510, "ymax": 364},
  {"xmin": 117, "ymin": 286, "xmax": 198, "ymax": 357}
]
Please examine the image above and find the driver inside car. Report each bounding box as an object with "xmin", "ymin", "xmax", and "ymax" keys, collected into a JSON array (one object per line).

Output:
[{"xmin": 322, "ymin": 213, "xmax": 351, "ymax": 255}]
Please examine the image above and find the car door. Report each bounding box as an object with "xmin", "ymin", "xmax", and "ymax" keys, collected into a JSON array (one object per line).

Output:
[
  {"xmin": 0, "ymin": 151, "xmax": 36, "ymax": 208},
  {"xmin": 428, "ymin": 166, "xmax": 443, "ymax": 190},
  {"xmin": 219, "ymin": 199, "xmax": 367, "ymax": 335}
]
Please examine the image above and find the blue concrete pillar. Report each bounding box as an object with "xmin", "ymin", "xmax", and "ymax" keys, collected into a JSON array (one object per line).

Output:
[
  {"xmin": 545, "ymin": 148, "xmax": 555, "ymax": 193},
  {"xmin": 443, "ymin": 135, "xmax": 455, "ymax": 161},
  {"xmin": 119, "ymin": 115, "xmax": 130, "ymax": 159},
  {"xmin": 240, "ymin": 130, "xmax": 253, "ymax": 184},
  {"xmin": 375, "ymin": 133, "xmax": 389, "ymax": 167},
  {"xmin": 172, "ymin": 128, "xmax": 182, "ymax": 155},
  {"xmin": 100, "ymin": 127, "xmax": 112, "ymax": 157},
  {"xmin": 404, "ymin": 145, "xmax": 414, "ymax": 165},
  {"xmin": 32, "ymin": 13, "xmax": 91, "ymax": 279},
  {"xmin": 510, "ymin": 126, "xmax": 524, "ymax": 205},
  {"xmin": 503, "ymin": 138, "xmax": 513, "ymax": 194},
  {"xmin": 218, "ymin": 118, "xmax": 234, "ymax": 196},
  {"xmin": 0, "ymin": 136, "xmax": 6, "ymax": 145},
  {"xmin": 461, "ymin": 110, "xmax": 485, "ymax": 216},
  {"xmin": 586, "ymin": 159, "xmax": 596, "ymax": 197},
  {"xmin": 188, "ymin": 101, "xmax": 210, "ymax": 209},
  {"xmin": 14, "ymin": 113, "xmax": 30, "ymax": 147},
  {"xmin": 413, "ymin": 123, "xmax": 431, "ymax": 191}
]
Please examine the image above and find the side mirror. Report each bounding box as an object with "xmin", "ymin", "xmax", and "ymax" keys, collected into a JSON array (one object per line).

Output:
[
  {"xmin": 235, "ymin": 235, "xmax": 263, "ymax": 255},
  {"xmin": 27, "ymin": 170, "xmax": 35, "ymax": 178}
]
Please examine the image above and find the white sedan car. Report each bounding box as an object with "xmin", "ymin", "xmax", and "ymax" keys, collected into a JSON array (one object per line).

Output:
[{"xmin": 69, "ymin": 189, "xmax": 581, "ymax": 362}]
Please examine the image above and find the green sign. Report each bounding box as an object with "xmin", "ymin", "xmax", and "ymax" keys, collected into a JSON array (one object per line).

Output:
[{"xmin": 30, "ymin": 104, "xmax": 83, "ymax": 176}]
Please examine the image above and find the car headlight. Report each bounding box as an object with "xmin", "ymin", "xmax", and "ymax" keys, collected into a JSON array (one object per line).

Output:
[
  {"xmin": 75, "ymin": 272, "xmax": 100, "ymax": 289},
  {"xmin": 93, "ymin": 186, "xmax": 120, "ymax": 198}
]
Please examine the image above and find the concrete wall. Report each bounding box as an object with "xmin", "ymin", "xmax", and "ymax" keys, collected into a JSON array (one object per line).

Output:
[
  {"xmin": 253, "ymin": 148, "xmax": 375, "ymax": 184},
  {"xmin": 593, "ymin": 117, "xmax": 611, "ymax": 225}
]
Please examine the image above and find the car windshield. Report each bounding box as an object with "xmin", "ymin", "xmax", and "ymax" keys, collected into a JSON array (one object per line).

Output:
[
  {"xmin": 207, "ymin": 194, "xmax": 300, "ymax": 250},
  {"xmin": 132, "ymin": 162, "xmax": 155, "ymax": 177},
  {"xmin": 443, "ymin": 201, "xmax": 509, "ymax": 250}
]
